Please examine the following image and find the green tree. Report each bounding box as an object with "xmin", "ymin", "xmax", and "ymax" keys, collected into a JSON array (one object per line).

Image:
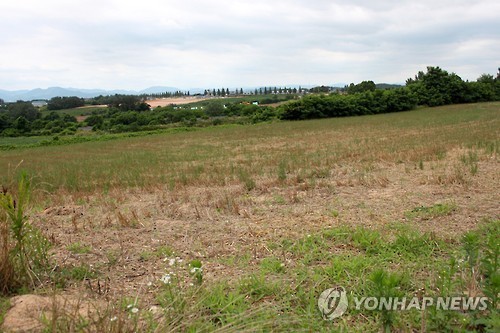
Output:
[
  {"xmin": 205, "ymin": 101, "xmax": 225, "ymax": 116},
  {"xmin": 13, "ymin": 116, "xmax": 30, "ymax": 133},
  {"xmin": 85, "ymin": 115, "xmax": 104, "ymax": 128},
  {"xmin": 7, "ymin": 101, "xmax": 39, "ymax": 121},
  {"xmin": 0, "ymin": 112, "xmax": 11, "ymax": 131},
  {"xmin": 47, "ymin": 96, "xmax": 84, "ymax": 110},
  {"xmin": 346, "ymin": 80, "xmax": 376, "ymax": 94},
  {"xmin": 44, "ymin": 112, "xmax": 60, "ymax": 121},
  {"xmin": 477, "ymin": 74, "xmax": 495, "ymax": 84},
  {"xmin": 406, "ymin": 66, "xmax": 466, "ymax": 106}
]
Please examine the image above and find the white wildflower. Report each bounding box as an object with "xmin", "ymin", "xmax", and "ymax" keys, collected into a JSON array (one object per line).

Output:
[
  {"xmin": 160, "ymin": 273, "xmax": 172, "ymax": 285},
  {"xmin": 190, "ymin": 267, "xmax": 202, "ymax": 274}
]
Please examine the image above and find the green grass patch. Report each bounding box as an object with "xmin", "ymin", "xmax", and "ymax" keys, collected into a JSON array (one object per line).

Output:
[
  {"xmin": 66, "ymin": 242, "xmax": 92, "ymax": 254},
  {"xmin": 40, "ymin": 106, "xmax": 107, "ymax": 117},
  {"xmin": 260, "ymin": 257, "xmax": 286, "ymax": 274},
  {"xmin": 57, "ymin": 264, "xmax": 98, "ymax": 283},
  {"xmin": 405, "ymin": 202, "xmax": 457, "ymax": 220}
]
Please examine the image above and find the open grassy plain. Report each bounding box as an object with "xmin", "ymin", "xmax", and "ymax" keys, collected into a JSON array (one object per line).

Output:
[{"xmin": 0, "ymin": 102, "xmax": 499, "ymax": 332}]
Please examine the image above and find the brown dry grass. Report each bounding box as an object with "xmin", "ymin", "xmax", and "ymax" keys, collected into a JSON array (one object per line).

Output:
[
  {"xmin": 24, "ymin": 146, "xmax": 498, "ymax": 308},
  {"xmin": 1, "ymin": 102, "xmax": 499, "ymax": 332}
]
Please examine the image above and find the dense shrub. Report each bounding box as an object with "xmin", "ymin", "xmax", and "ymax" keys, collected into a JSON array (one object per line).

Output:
[
  {"xmin": 280, "ymin": 66, "xmax": 499, "ymax": 120},
  {"xmin": 47, "ymin": 96, "xmax": 85, "ymax": 110}
]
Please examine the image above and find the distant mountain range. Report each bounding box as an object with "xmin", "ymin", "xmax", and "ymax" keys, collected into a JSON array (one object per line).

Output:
[
  {"xmin": 0, "ymin": 83, "xmax": 403, "ymax": 102},
  {"xmin": 0, "ymin": 86, "xmax": 182, "ymax": 102}
]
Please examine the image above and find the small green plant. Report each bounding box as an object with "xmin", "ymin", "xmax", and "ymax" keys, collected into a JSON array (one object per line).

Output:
[
  {"xmin": 139, "ymin": 251, "xmax": 154, "ymax": 261},
  {"xmin": 64, "ymin": 264, "xmax": 98, "ymax": 281},
  {"xmin": 155, "ymin": 245, "xmax": 174, "ymax": 258},
  {"xmin": 105, "ymin": 249, "xmax": 119, "ymax": 267},
  {"xmin": 389, "ymin": 231, "xmax": 441, "ymax": 259},
  {"xmin": 460, "ymin": 150, "xmax": 479, "ymax": 175},
  {"xmin": 0, "ymin": 172, "xmax": 51, "ymax": 294},
  {"xmin": 329, "ymin": 209, "xmax": 339, "ymax": 218},
  {"xmin": 462, "ymin": 231, "xmax": 480, "ymax": 277},
  {"xmin": 260, "ymin": 257, "xmax": 285, "ymax": 274},
  {"xmin": 238, "ymin": 274, "xmax": 279, "ymax": 302},
  {"xmin": 405, "ymin": 202, "xmax": 456, "ymax": 220},
  {"xmin": 277, "ymin": 161, "xmax": 287, "ymax": 182},
  {"xmin": 368, "ymin": 269, "xmax": 405, "ymax": 333},
  {"xmin": 273, "ymin": 195, "xmax": 286, "ymax": 205},
  {"xmin": 480, "ymin": 226, "xmax": 499, "ymax": 311},
  {"xmin": 202, "ymin": 282, "xmax": 248, "ymax": 327},
  {"xmin": 238, "ymin": 170, "xmax": 256, "ymax": 192},
  {"xmin": 189, "ymin": 260, "xmax": 203, "ymax": 285},
  {"xmin": 67, "ymin": 242, "xmax": 92, "ymax": 254},
  {"xmin": 426, "ymin": 257, "xmax": 461, "ymax": 331},
  {"xmin": 351, "ymin": 227, "xmax": 383, "ymax": 254}
]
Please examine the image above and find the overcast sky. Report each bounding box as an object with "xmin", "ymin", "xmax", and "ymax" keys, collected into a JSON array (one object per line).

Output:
[{"xmin": 0, "ymin": 0, "xmax": 498, "ymax": 91}]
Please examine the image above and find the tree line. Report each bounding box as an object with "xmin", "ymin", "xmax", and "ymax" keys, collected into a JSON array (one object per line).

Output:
[
  {"xmin": 0, "ymin": 101, "xmax": 78, "ymax": 136},
  {"xmin": 279, "ymin": 66, "xmax": 500, "ymax": 120},
  {"xmin": 1, "ymin": 66, "xmax": 499, "ymax": 137}
]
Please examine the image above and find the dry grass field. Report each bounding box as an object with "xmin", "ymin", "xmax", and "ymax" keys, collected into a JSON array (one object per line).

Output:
[{"xmin": 0, "ymin": 102, "xmax": 498, "ymax": 332}]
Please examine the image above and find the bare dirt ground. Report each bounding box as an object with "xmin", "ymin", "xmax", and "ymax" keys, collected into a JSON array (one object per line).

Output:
[
  {"xmin": 75, "ymin": 115, "xmax": 88, "ymax": 123},
  {"xmin": 3, "ymin": 147, "xmax": 498, "ymax": 332},
  {"xmin": 146, "ymin": 97, "xmax": 210, "ymax": 108}
]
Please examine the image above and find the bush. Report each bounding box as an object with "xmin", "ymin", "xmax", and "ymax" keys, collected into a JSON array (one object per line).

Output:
[
  {"xmin": 47, "ymin": 96, "xmax": 85, "ymax": 110},
  {"xmin": 279, "ymin": 89, "xmax": 418, "ymax": 120},
  {"xmin": 0, "ymin": 173, "xmax": 51, "ymax": 294}
]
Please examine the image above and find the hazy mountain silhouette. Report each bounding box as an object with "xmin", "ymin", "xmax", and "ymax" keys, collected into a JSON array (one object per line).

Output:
[{"xmin": 0, "ymin": 86, "xmax": 181, "ymax": 102}]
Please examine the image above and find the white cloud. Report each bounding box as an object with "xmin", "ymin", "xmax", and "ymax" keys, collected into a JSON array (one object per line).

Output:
[{"xmin": 0, "ymin": 0, "xmax": 498, "ymax": 90}]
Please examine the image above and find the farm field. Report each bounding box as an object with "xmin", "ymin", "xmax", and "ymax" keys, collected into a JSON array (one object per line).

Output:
[
  {"xmin": 0, "ymin": 102, "xmax": 499, "ymax": 332},
  {"xmin": 146, "ymin": 97, "xmax": 211, "ymax": 108}
]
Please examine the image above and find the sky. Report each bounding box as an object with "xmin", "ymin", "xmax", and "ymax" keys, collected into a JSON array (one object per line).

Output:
[{"xmin": 0, "ymin": 0, "xmax": 499, "ymax": 91}]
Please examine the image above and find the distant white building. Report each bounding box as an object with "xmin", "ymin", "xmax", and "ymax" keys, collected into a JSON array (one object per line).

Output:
[{"xmin": 32, "ymin": 100, "xmax": 48, "ymax": 107}]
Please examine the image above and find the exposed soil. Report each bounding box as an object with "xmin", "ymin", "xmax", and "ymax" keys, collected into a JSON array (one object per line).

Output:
[
  {"xmin": 2, "ymin": 148, "xmax": 498, "ymax": 332},
  {"xmin": 147, "ymin": 97, "xmax": 210, "ymax": 108}
]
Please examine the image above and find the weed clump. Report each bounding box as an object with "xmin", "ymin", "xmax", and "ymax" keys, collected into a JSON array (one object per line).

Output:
[{"xmin": 0, "ymin": 173, "xmax": 51, "ymax": 294}]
